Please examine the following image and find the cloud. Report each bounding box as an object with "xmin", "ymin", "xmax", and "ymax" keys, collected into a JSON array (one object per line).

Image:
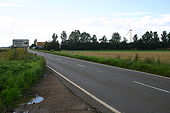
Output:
[
  {"xmin": 112, "ymin": 12, "xmax": 151, "ymax": 17},
  {"xmin": 1, "ymin": 14, "xmax": 170, "ymax": 47},
  {"xmin": 70, "ymin": 14, "xmax": 170, "ymax": 41},
  {"xmin": 0, "ymin": 2, "xmax": 23, "ymax": 7},
  {"xmin": 0, "ymin": 16, "xmax": 54, "ymax": 47}
]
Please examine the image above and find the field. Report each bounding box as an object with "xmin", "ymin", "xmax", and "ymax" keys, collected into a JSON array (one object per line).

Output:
[
  {"xmin": 39, "ymin": 50, "xmax": 170, "ymax": 77},
  {"xmin": 0, "ymin": 48, "xmax": 45, "ymax": 112},
  {"xmin": 61, "ymin": 50, "xmax": 170, "ymax": 63}
]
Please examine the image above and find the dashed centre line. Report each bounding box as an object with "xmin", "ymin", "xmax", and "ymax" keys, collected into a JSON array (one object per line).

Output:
[
  {"xmin": 76, "ymin": 64, "xmax": 85, "ymax": 68},
  {"xmin": 133, "ymin": 81, "xmax": 170, "ymax": 94}
]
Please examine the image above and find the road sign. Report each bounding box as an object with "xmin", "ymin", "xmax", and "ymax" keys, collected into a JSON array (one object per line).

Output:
[{"xmin": 13, "ymin": 39, "xmax": 29, "ymax": 48}]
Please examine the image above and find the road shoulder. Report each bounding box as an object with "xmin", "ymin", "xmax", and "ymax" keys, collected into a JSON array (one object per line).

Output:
[{"xmin": 13, "ymin": 68, "xmax": 98, "ymax": 113}]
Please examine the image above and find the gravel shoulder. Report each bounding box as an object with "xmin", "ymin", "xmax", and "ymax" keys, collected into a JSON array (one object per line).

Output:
[{"xmin": 13, "ymin": 68, "xmax": 98, "ymax": 113}]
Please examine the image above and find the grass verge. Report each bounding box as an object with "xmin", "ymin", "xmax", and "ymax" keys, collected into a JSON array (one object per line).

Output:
[
  {"xmin": 62, "ymin": 50, "xmax": 170, "ymax": 52},
  {"xmin": 0, "ymin": 48, "xmax": 46, "ymax": 112},
  {"xmin": 38, "ymin": 50, "xmax": 170, "ymax": 77}
]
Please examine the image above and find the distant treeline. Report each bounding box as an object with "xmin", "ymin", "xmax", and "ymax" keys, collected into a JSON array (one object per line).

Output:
[{"xmin": 32, "ymin": 30, "xmax": 170, "ymax": 50}]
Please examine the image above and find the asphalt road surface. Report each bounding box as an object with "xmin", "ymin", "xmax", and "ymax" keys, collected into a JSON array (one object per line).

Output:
[{"xmin": 30, "ymin": 50, "xmax": 170, "ymax": 113}]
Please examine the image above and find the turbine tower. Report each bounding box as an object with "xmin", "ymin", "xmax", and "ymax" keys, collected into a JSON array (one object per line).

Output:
[{"xmin": 127, "ymin": 25, "xmax": 133, "ymax": 42}]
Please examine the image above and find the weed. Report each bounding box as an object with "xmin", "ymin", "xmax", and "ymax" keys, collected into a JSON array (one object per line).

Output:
[
  {"xmin": 144, "ymin": 57, "xmax": 155, "ymax": 64},
  {"xmin": 134, "ymin": 53, "xmax": 139, "ymax": 62},
  {"xmin": 157, "ymin": 57, "xmax": 161, "ymax": 65}
]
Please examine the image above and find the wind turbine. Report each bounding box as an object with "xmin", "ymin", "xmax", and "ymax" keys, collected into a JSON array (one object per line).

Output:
[{"xmin": 126, "ymin": 24, "xmax": 133, "ymax": 42}]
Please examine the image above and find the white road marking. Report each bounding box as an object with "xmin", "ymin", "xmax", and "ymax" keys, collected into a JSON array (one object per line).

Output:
[
  {"xmin": 76, "ymin": 64, "xmax": 85, "ymax": 68},
  {"xmin": 47, "ymin": 65, "xmax": 121, "ymax": 113},
  {"xmin": 96, "ymin": 70, "xmax": 104, "ymax": 73},
  {"xmin": 35, "ymin": 50, "xmax": 170, "ymax": 80},
  {"xmin": 133, "ymin": 81, "xmax": 170, "ymax": 94}
]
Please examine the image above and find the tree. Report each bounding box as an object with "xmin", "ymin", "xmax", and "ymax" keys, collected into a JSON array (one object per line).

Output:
[
  {"xmin": 43, "ymin": 41, "xmax": 60, "ymax": 51},
  {"xmin": 139, "ymin": 31, "xmax": 154, "ymax": 49},
  {"xmin": 161, "ymin": 31, "xmax": 168, "ymax": 48},
  {"xmin": 153, "ymin": 32, "xmax": 159, "ymax": 43},
  {"xmin": 48, "ymin": 30, "xmax": 170, "ymax": 50},
  {"xmin": 61, "ymin": 31, "xmax": 67, "ymax": 43},
  {"xmin": 44, "ymin": 33, "xmax": 60, "ymax": 51},
  {"xmin": 91, "ymin": 35, "xmax": 98, "ymax": 43},
  {"xmin": 150, "ymin": 31, "xmax": 160, "ymax": 49},
  {"xmin": 52, "ymin": 33, "xmax": 58, "ymax": 42},
  {"xmin": 99, "ymin": 36, "xmax": 108, "ymax": 50},
  {"xmin": 67, "ymin": 30, "xmax": 81, "ymax": 50},
  {"xmin": 168, "ymin": 32, "xmax": 170, "ymax": 47},
  {"xmin": 34, "ymin": 39, "xmax": 37, "ymax": 45},
  {"xmin": 119, "ymin": 37, "xmax": 128, "ymax": 49},
  {"xmin": 133, "ymin": 34, "xmax": 138, "ymax": 43},
  {"xmin": 46, "ymin": 41, "xmax": 59, "ymax": 50},
  {"xmin": 30, "ymin": 39, "xmax": 37, "ymax": 48},
  {"xmin": 132, "ymin": 34, "xmax": 138, "ymax": 49},
  {"xmin": 161, "ymin": 31, "xmax": 168, "ymax": 43},
  {"xmin": 60, "ymin": 31, "xmax": 68, "ymax": 50},
  {"xmin": 99, "ymin": 35, "xmax": 107, "ymax": 43},
  {"xmin": 109, "ymin": 32, "xmax": 121, "ymax": 44},
  {"xmin": 80, "ymin": 32, "xmax": 91, "ymax": 43},
  {"xmin": 141, "ymin": 31, "xmax": 153, "ymax": 44},
  {"xmin": 69, "ymin": 30, "xmax": 81, "ymax": 43},
  {"xmin": 122, "ymin": 37, "xmax": 127, "ymax": 43}
]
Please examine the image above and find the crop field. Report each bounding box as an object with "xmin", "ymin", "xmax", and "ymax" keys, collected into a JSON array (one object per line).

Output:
[
  {"xmin": 39, "ymin": 49, "xmax": 170, "ymax": 77},
  {"xmin": 61, "ymin": 50, "xmax": 170, "ymax": 63},
  {"xmin": 0, "ymin": 48, "xmax": 45, "ymax": 112}
]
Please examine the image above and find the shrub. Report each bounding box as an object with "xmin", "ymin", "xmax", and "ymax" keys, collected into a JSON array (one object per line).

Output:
[{"xmin": 0, "ymin": 49, "xmax": 46, "ymax": 112}]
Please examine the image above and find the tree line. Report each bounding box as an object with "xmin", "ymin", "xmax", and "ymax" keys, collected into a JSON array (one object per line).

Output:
[{"xmin": 37, "ymin": 30, "xmax": 170, "ymax": 50}]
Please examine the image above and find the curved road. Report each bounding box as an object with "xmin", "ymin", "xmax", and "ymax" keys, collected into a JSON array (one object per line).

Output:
[{"xmin": 30, "ymin": 50, "xmax": 170, "ymax": 113}]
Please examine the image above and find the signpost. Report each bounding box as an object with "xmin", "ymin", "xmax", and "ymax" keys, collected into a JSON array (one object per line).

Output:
[
  {"xmin": 13, "ymin": 39, "xmax": 29, "ymax": 58},
  {"xmin": 13, "ymin": 39, "xmax": 29, "ymax": 48}
]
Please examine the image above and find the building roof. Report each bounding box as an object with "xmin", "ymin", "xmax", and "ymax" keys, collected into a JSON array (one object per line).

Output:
[{"xmin": 36, "ymin": 42, "xmax": 46, "ymax": 47}]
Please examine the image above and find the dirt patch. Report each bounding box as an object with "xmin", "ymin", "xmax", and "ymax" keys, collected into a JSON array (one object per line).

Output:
[{"xmin": 13, "ymin": 69, "xmax": 98, "ymax": 113}]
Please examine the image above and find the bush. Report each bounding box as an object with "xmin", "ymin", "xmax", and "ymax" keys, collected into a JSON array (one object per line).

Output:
[
  {"xmin": 0, "ymin": 49, "xmax": 46, "ymax": 112},
  {"xmin": 43, "ymin": 41, "xmax": 60, "ymax": 51}
]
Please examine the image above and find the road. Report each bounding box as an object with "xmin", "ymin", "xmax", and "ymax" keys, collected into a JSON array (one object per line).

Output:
[{"xmin": 30, "ymin": 50, "xmax": 170, "ymax": 113}]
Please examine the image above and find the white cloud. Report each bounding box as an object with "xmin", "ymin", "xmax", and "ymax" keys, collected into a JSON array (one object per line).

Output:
[
  {"xmin": 70, "ymin": 14, "xmax": 170, "ymax": 41},
  {"xmin": 1, "ymin": 14, "xmax": 170, "ymax": 47},
  {"xmin": 0, "ymin": 16, "xmax": 56, "ymax": 47},
  {"xmin": 0, "ymin": 2, "xmax": 23, "ymax": 7},
  {"xmin": 112, "ymin": 12, "xmax": 151, "ymax": 17}
]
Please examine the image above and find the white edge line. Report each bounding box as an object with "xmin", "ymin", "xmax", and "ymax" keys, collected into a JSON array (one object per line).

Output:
[
  {"xmin": 133, "ymin": 81, "xmax": 170, "ymax": 94},
  {"xmin": 47, "ymin": 65, "xmax": 121, "ymax": 113},
  {"xmin": 41, "ymin": 51, "xmax": 170, "ymax": 80}
]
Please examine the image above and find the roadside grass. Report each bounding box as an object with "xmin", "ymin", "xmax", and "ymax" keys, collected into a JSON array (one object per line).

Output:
[
  {"xmin": 62, "ymin": 50, "xmax": 170, "ymax": 52},
  {"xmin": 0, "ymin": 48, "xmax": 46, "ymax": 112},
  {"xmin": 38, "ymin": 50, "xmax": 170, "ymax": 77},
  {"xmin": 0, "ymin": 48, "xmax": 29, "ymax": 61},
  {"xmin": 61, "ymin": 50, "xmax": 170, "ymax": 63},
  {"xmin": 0, "ymin": 48, "xmax": 8, "ymax": 53}
]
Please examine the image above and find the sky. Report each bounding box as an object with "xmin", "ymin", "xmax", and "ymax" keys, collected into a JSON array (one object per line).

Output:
[{"xmin": 0, "ymin": 0, "xmax": 170, "ymax": 47}]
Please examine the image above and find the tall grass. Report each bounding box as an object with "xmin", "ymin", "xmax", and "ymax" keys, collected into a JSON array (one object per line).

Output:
[
  {"xmin": 39, "ymin": 50, "xmax": 170, "ymax": 77},
  {"xmin": 0, "ymin": 48, "xmax": 29, "ymax": 61},
  {"xmin": 62, "ymin": 50, "xmax": 170, "ymax": 52},
  {"xmin": 0, "ymin": 48, "xmax": 46, "ymax": 112}
]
